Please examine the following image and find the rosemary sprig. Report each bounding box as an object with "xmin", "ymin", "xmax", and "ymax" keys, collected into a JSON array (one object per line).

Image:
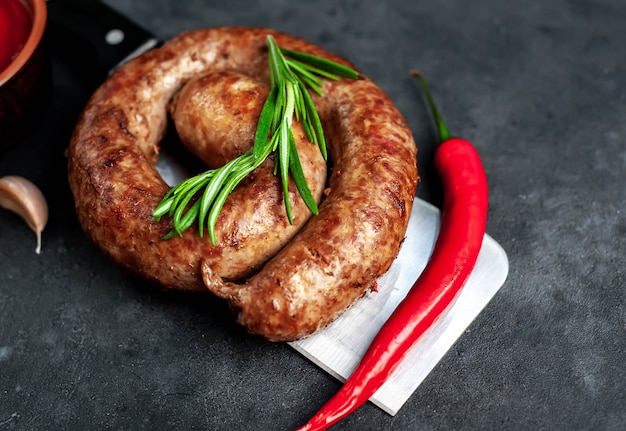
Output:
[{"xmin": 153, "ymin": 35, "xmax": 360, "ymax": 245}]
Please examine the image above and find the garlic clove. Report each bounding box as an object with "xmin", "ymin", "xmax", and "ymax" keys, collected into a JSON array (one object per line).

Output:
[{"xmin": 0, "ymin": 176, "xmax": 49, "ymax": 254}]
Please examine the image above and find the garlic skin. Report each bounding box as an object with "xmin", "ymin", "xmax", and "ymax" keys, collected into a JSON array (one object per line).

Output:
[{"xmin": 0, "ymin": 176, "xmax": 49, "ymax": 254}]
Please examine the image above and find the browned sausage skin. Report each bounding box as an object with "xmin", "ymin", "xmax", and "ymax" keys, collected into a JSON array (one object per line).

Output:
[{"xmin": 67, "ymin": 27, "xmax": 418, "ymax": 341}]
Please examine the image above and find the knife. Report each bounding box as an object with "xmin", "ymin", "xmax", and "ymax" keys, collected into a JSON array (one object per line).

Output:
[
  {"xmin": 46, "ymin": 0, "xmax": 160, "ymax": 84},
  {"xmin": 47, "ymin": 0, "xmax": 191, "ymax": 184}
]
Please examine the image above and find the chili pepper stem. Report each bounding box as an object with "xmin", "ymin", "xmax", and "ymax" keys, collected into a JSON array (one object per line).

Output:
[{"xmin": 410, "ymin": 70, "xmax": 452, "ymax": 142}]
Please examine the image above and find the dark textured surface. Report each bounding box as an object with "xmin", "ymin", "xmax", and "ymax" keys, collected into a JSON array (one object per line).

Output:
[{"xmin": 1, "ymin": 0, "xmax": 625, "ymax": 430}]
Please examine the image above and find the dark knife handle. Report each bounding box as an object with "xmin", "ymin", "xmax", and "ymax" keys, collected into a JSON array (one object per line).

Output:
[{"xmin": 46, "ymin": 0, "xmax": 159, "ymax": 85}]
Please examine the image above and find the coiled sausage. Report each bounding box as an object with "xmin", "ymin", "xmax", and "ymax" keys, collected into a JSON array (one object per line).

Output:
[{"xmin": 67, "ymin": 27, "xmax": 418, "ymax": 341}]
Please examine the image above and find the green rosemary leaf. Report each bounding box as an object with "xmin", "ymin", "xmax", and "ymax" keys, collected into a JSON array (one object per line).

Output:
[
  {"xmin": 269, "ymin": 124, "xmax": 281, "ymax": 153},
  {"xmin": 288, "ymin": 129, "xmax": 319, "ymax": 216},
  {"xmin": 172, "ymin": 180, "xmax": 207, "ymax": 235},
  {"xmin": 288, "ymin": 58, "xmax": 341, "ymax": 81},
  {"xmin": 279, "ymin": 79, "xmax": 295, "ymax": 223},
  {"xmin": 294, "ymin": 72, "xmax": 324, "ymax": 97},
  {"xmin": 273, "ymin": 80, "xmax": 286, "ymax": 133},
  {"xmin": 267, "ymin": 37, "xmax": 282, "ymax": 87},
  {"xmin": 280, "ymin": 47, "xmax": 361, "ymax": 80},
  {"xmin": 293, "ymin": 84, "xmax": 303, "ymax": 123},
  {"xmin": 162, "ymin": 229, "xmax": 177, "ymax": 241},
  {"xmin": 198, "ymin": 157, "xmax": 240, "ymax": 237},
  {"xmin": 279, "ymin": 120, "xmax": 293, "ymax": 224},
  {"xmin": 206, "ymin": 148, "xmax": 269, "ymax": 244},
  {"xmin": 206, "ymin": 175, "xmax": 238, "ymax": 243},
  {"xmin": 299, "ymin": 80, "xmax": 327, "ymax": 159},
  {"xmin": 167, "ymin": 198, "xmax": 202, "ymax": 239},
  {"xmin": 295, "ymin": 85, "xmax": 307, "ymax": 121},
  {"xmin": 269, "ymin": 37, "xmax": 297, "ymax": 84},
  {"xmin": 286, "ymin": 59, "xmax": 325, "ymax": 89},
  {"xmin": 153, "ymin": 195, "xmax": 174, "ymax": 221},
  {"xmin": 207, "ymin": 167, "xmax": 248, "ymax": 245},
  {"xmin": 180, "ymin": 199, "xmax": 202, "ymax": 232},
  {"xmin": 301, "ymin": 115, "xmax": 316, "ymax": 146},
  {"xmin": 167, "ymin": 173, "xmax": 212, "ymax": 218},
  {"xmin": 254, "ymin": 85, "xmax": 278, "ymax": 159}
]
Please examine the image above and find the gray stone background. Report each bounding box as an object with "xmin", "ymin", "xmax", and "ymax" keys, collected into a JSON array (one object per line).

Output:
[{"xmin": 1, "ymin": 0, "xmax": 624, "ymax": 429}]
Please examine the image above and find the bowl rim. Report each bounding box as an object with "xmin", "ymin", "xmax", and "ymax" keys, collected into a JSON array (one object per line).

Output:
[{"xmin": 0, "ymin": 0, "xmax": 48, "ymax": 87}]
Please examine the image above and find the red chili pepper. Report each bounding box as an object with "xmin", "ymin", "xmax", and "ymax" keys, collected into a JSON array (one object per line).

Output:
[{"xmin": 295, "ymin": 71, "xmax": 489, "ymax": 431}]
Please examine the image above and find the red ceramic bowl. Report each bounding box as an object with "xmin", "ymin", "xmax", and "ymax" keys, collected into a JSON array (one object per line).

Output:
[{"xmin": 0, "ymin": 0, "xmax": 49, "ymax": 151}]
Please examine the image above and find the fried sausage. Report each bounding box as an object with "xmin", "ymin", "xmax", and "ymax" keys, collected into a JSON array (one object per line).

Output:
[{"xmin": 67, "ymin": 27, "xmax": 418, "ymax": 341}]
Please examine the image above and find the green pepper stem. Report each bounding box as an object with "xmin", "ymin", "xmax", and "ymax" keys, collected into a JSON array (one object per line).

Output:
[{"xmin": 411, "ymin": 70, "xmax": 452, "ymax": 142}]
